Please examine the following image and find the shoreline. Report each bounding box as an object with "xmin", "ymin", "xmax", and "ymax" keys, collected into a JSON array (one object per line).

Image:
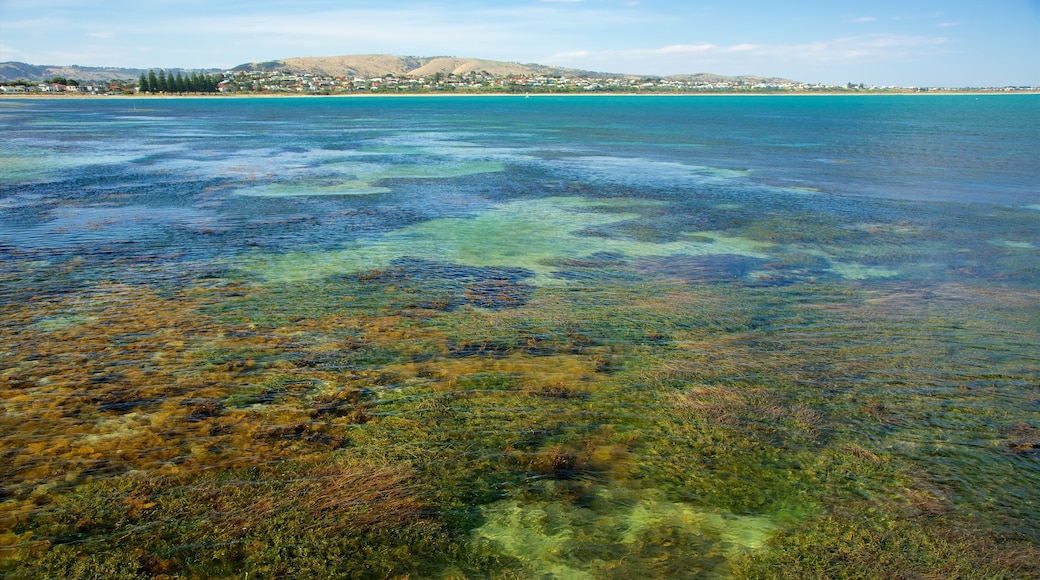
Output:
[{"xmin": 2, "ymin": 89, "xmax": 1037, "ymax": 100}]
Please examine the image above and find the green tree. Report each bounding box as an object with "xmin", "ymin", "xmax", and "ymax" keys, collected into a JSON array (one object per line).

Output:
[
  {"xmin": 174, "ymin": 72, "xmax": 185, "ymax": 93},
  {"xmin": 157, "ymin": 69, "xmax": 167, "ymax": 93},
  {"xmin": 147, "ymin": 69, "xmax": 158, "ymax": 93},
  {"xmin": 138, "ymin": 72, "xmax": 149, "ymax": 93}
]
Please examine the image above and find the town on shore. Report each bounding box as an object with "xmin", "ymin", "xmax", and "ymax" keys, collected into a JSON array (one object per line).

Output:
[{"xmin": 2, "ymin": 68, "xmax": 1035, "ymax": 96}]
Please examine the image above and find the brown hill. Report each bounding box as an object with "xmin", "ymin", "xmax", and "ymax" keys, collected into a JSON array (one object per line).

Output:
[
  {"xmin": 232, "ymin": 54, "xmax": 611, "ymax": 79},
  {"xmin": 232, "ymin": 55, "xmax": 801, "ymax": 85}
]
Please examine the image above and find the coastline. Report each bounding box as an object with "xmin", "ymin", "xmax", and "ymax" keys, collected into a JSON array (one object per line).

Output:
[{"xmin": 2, "ymin": 89, "xmax": 1037, "ymax": 100}]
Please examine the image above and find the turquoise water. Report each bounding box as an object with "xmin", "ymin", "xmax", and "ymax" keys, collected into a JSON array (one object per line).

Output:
[{"xmin": 0, "ymin": 95, "xmax": 1038, "ymax": 578}]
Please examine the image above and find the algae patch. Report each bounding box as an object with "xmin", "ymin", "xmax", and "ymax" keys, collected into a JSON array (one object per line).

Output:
[
  {"xmin": 30, "ymin": 314, "xmax": 99, "ymax": 331},
  {"xmin": 231, "ymin": 161, "xmax": 503, "ymax": 197},
  {"xmin": 234, "ymin": 180, "xmax": 391, "ymax": 197},
  {"xmin": 827, "ymin": 261, "xmax": 901, "ymax": 280},
  {"xmin": 241, "ymin": 196, "xmax": 771, "ymax": 285},
  {"xmin": 995, "ymin": 239, "xmax": 1035, "ymax": 250},
  {"xmin": 473, "ymin": 487, "xmax": 778, "ymax": 579}
]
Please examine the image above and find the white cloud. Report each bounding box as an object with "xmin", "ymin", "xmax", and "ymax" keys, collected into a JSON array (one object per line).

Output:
[
  {"xmin": 724, "ymin": 44, "xmax": 760, "ymax": 53},
  {"xmin": 543, "ymin": 33, "xmax": 955, "ymax": 77},
  {"xmin": 609, "ymin": 35, "xmax": 947, "ymax": 63},
  {"xmin": 853, "ymin": 17, "xmax": 877, "ymax": 23},
  {"xmin": 656, "ymin": 44, "xmax": 718, "ymax": 54},
  {"xmin": 777, "ymin": 34, "xmax": 951, "ymax": 61}
]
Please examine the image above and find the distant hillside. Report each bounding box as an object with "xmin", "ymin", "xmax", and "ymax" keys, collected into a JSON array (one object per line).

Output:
[
  {"xmin": 0, "ymin": 62, "xmax": 219, "ymax": 82},
  {"xmin": 664, "ymin": 72, "xmax": 799, "ymax": 84},
  {"xmin": 230, "ymin": 55, "xmax": 800, "ymax": 85},
  {"xmin": 2, "ymin": 55, "xmax": 800, "ymax": 85},
  {"xmin": 232, "ymin": 54, "xmax": 614, "ymax": 79}
]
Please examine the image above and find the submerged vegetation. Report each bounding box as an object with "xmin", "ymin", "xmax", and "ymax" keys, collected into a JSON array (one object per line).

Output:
[
  {"xmin": 0, "ymin": 96, "xmax": 1037, "ymax": 577},
  {"xmin": 2, "ymin": 226, "xmax": 1036, "ymax": 577}
]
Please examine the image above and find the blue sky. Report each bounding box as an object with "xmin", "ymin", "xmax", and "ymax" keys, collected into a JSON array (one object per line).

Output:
[{"xmin": 1, "ymin": 0, "xmax": 1037, "ymax": 86}]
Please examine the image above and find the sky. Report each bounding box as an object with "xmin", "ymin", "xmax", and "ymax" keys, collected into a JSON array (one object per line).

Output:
[{"xmin": 1, "ymin": 0, "xmax": 1037, "ymax": 87}]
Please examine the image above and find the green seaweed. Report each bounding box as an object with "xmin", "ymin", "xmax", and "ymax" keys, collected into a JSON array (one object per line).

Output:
[{"xmin": 238, "ymin": 197, "xmax": 771, "ymax": 286}]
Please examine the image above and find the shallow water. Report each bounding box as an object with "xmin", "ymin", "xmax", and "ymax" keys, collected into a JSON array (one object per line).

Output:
[{"xmin": 1, "ymin": 95, "xmax": 1038, "ymax": 578}]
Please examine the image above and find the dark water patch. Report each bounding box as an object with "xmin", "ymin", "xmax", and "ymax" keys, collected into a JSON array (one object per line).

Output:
[
  {"xmin": 533, "ymin": 252, "xmax": 648, "ymax": 285},
  {"xmin": 1002, "ymin": 422, "xmax": 1040, "ymax": 459},
  {"xmin": 638, "ymin": 254, "xmax": 768, "ymax": 283},
  {"xmin": 352, "ymin": 258, "xmax": 536, "ymax": 312},
  {"xmin": 463, "ymin": 278, "xmax": 531, "ymax": 309},
  {"xmin": 387, "ymin": 258, "xmax": 532, "ymax": 284},
  {"xmin": 561, "ymin": 251, "xmax": 629, "ymax": 268},
  {"xmin": 179, "ymin": 398, "xmax": 225, "ymax": 423},
  {"xmin": 448, "ymin": 339, "xmax": 515, "ymax": 359},
  {"xmin": 94, "ymin": 398, "xmax": 157, "ymax": 414}
]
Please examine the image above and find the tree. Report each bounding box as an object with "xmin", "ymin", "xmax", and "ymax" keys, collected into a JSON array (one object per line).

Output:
[
  {"xmin": 148, "ymin": 69, "xmax": 158, "ymax": 93},
  {"xmin": 138, "ymin": 72, "xmax": 149, "ymax": 93},
  {"xmin": 158, "ymin": 69, "xmax": 167, "ymax": 93}
]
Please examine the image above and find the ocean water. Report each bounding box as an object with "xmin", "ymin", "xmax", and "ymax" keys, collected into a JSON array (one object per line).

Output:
[{"xmin": 0, "ymin": 95, "xmax": 1038, "ymax": 578}]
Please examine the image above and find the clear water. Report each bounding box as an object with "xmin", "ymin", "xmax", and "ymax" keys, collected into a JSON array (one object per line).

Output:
[{"xmin": 1, "ymin": 95, "xmax": 1038, "ymax": 578}]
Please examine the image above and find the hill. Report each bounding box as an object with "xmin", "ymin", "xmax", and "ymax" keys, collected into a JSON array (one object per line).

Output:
[
  {"xmin": 231, "ymin": 54, "xmax": 614, "ymax": 80},
  {"xmin": 230, "ymin": 55, "xmax": 802, "ymax": 85}
]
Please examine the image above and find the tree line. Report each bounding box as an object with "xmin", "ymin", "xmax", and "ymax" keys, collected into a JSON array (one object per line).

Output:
[
  {"xmin": 138, "ymin": 69, "xmax": 220, "ymax": 93},
  {"xmin": 3, "ymin": 77, "xmax": 82, "ymax": 87}
]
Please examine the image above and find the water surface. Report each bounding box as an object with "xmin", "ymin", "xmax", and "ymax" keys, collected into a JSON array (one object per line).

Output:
[{"xmin": 1, "ymin": 95, "xmax": 1038, "ymax": 578}]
